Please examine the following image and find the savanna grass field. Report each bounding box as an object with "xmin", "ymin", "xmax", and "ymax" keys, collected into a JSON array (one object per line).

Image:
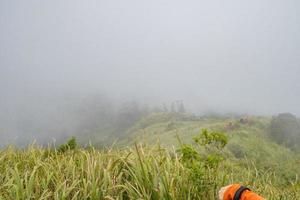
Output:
[{"xmin": 1, "ymin": 113, "xmax": 300, "ymax": 200}]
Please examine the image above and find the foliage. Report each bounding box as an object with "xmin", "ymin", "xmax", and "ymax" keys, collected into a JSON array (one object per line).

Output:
[
  {"xmin": 58, "ymin": 137, "xmax": 77, "ymax": 153},
  {"xmin": 269, "ymin": 113, "xmax": 300, "ymax": 150},
  {"xmin": 0, "ymin": 142, "xmax": 299, "ymax": 200},
  {"xmin": 194, "ymin": 129, "xmax": 228, "ymax": 150},
  {"xmin": 178, "ymin": 129, "xmax": 228, "ymax": 199},
  {"xmin": 1, "ymin": 114, "xmax": 300, "ymax": 199}
]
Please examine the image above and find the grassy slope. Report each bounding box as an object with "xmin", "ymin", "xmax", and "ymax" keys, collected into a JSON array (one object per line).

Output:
[
  {"xmin": 0, "ymin": 140, "xmax": 299, "ymax": 199},
  {"xmin": 119, "ymin": 112, "xmax": 300, "ymax": 187},
  {"xmin": 1, "ymin": 112, "xmax": 300, "ymax": 199}
]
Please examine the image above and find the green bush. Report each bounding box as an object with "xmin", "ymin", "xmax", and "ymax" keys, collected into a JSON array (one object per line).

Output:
[
  {"xmin": 178, "ymin": 129, "xmax": 228, "ymax": 199},
  {"xmin": 269, "ymin": 113, "xmax": 300, "ymax": 150},
  {"xmin": 58, "ymin": 137, "xmax": 77, "ymax": 153}
]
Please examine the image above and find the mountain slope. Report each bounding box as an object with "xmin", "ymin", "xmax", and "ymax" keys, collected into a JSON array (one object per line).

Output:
[{"xmin": 117, "ymin": 112, "xmax": 300, "ymax": 185}]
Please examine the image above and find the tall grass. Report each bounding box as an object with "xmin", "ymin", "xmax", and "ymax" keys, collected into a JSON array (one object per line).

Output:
[{"xmin": 0, "ymin": 143, "xmax": 299, "ymax": 200}]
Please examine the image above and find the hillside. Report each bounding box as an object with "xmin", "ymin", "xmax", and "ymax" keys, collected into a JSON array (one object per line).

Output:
[
  {"xmin": 78, "ymin": 111, "xmax": 300, "ymax": 180},
  {"xmin": 118, "ymin": 112, "xmax": 300, "ymax": 188},
  {"xmin": 1, "ymin": 112, "xmax": 300, "ymax": 199}
]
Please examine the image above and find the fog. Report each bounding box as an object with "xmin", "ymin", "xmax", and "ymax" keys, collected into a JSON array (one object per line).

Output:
[{"xmin": 1, "ymin": 0, "xmax": 300, "ymax": 146}]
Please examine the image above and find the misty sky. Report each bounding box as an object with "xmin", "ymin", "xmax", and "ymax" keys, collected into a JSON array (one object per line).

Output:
[{"xmin": 1, "ymin": 0, "xmax": 300, "ymax": 117}]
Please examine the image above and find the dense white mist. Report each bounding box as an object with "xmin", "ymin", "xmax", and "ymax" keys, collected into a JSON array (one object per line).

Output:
[{"xmin": 1, "ymin": 0, "xmax": 300, "ymax": 145}]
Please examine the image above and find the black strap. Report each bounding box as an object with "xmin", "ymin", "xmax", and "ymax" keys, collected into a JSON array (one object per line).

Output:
[{"xmin": 233, "ymin": 186, "xmax": 251, "ymax": 200}]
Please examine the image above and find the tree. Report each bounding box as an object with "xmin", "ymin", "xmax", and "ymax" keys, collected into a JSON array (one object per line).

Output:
[
  {"xmin": 178, "ymin": 101, "xmax": 186, "ymax": 113},
  {"xmin": 116, "ymin": 101, "xmax": 148, "ymax": 130},
  {"xmin": 269, "ymin": 113, "xmax": 300, "ymax": 150}
]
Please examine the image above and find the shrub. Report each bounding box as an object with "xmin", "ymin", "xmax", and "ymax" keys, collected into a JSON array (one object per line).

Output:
[
  {"xmin": 58, "ymin": 137, "xmax": 77, "ymax": 153},
  {"xmin": 178, "ymin": 129, "xmax": 228, "ymax": 199},
  {"xmin": 269, "ymin": 113, "xmax": 300, "ymax": 150}
]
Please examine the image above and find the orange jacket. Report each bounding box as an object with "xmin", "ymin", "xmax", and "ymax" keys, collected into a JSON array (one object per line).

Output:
[{"xmin": 224, "ymin": 184, "xmax": 265, "ymax": 200}]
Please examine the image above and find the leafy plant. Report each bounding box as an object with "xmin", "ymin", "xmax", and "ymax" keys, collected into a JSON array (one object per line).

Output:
[
  {"xmin": 58, "ymin": 137, "xmax": 77, "ymax": 153},
  {"xmin": 269, "ymin": 113, "xmax": 300, "ymax": 150},
  {"xmin": 178, "ymin": 129, "xmax": 228, "ymax": 198}
]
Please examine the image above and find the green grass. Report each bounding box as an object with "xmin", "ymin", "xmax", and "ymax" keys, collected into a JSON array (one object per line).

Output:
[
  {"xmin": 0, "ymin": 144, "xmax": 299, "ymax": 199},
  {"xmin": 1, "ymin": 112, "xmax": 300, "ymax": 199}
]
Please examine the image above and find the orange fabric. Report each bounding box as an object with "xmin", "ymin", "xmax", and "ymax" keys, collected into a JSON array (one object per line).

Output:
[{"xmin": 224, "ymin": 184, "xmax": 265, "ymax": 200}]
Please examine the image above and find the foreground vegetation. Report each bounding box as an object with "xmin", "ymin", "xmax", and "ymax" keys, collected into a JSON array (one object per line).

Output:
[
  {"xmin": 0, "ymin": 132, "xmax": 299, "ymax": 199},
  {"xmin": 1, "ymin": 113, "xmax": 300, "ymax": 199}
]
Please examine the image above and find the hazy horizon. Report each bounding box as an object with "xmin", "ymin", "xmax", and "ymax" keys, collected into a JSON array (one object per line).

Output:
[{"xmin": 1, "ymin": 0, "xmax": 300, "ymax": 145}]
